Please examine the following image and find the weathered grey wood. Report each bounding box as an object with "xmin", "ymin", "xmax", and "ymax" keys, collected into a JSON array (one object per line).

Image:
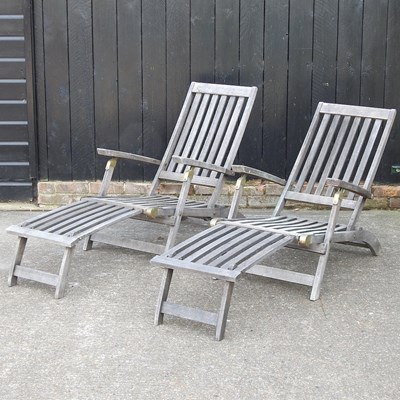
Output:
[
  {"xmin": 172, "ymin": 156, "xmax": 235, "ymax": 176},
  {"xmin": 154, "ymin": 268, "xmax": 174, "ymax": 325},
  {"xmin": 97, "ymin": 148, "xmax": 161, "ymax": 165},
  {"xmin": 326, "ymin": 179, "xmax": 372, "ymax": 199},
  {"xmin": 13, "ymin": 265, "xmax": 59, "ymax": 286},
  {"xmin": 245, "ymin": 265, "xmax": 315, "ymax": 286},
  {"xmin": 87, "ymin": 232, "xmax": 165, "ymax": 255},
  {"xmin": 151, "ymin": 102, "xmax": 396, "ymax": 339},
  {"xmin": 215, "ymin": 281, "xmax": 234, "ymax": 341},
  {"xmin": 55, "ymin": 247, "xmax": 75, "ymax": 299},
  {"xmin": 231, "ymin": 165, "xmax": 286, "ymax": 185},
  {"xmin": 8, "ymin": 236, "xmax": 26, "ymax": 286},
  {"xmin": 161, "ymin": 301, "xmax": 218, "ymax": 326},
  {"xmin": 6, "ymin": 82, "xmax": 258, "ymax": 298}
]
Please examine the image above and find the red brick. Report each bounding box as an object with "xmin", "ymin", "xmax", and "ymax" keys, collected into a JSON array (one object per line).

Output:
[{"xmin": 389, "ymin": 197, "xmax": 400, "ymax": 209}]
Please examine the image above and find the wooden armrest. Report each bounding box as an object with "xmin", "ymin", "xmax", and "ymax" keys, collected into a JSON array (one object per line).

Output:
[
  {"xmin": 326, "ymin": 178, "xmax": 372, "ymax": 199},
  {"xmin": 97, "ymin": 148, "xmax": 161, "ymax": 165},
  {"xmin": 232, "ymin": 165, "xmax": 286, "ymax": 186},
  {"xmin": 172, "ymin": 156, "xmax": 235, "ymax": 176}
]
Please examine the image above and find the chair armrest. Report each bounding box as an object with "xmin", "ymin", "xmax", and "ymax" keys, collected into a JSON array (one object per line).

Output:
[
  {"xmin": 232, "ymin": 165, "xmax": 286, "ymax": 186},
  {"xmin": 326, "ymin": 178, "xmax": 372, "ymax": 199},
  {"xmin": 97, "ymin": 148, "xmax": 161, "ymax": 165},
  {"xmin": 172, "ymin": 156, "xmax": 235, "ymax": 176}
]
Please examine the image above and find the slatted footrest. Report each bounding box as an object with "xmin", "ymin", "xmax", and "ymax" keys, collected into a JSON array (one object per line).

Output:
[
  {"xmin": 151, "ymin": 224, "xmax": 294, "ymax": 279},
  {"xmin": 6, "ymin": 199, "xmax": 142, "ymax": 246}
]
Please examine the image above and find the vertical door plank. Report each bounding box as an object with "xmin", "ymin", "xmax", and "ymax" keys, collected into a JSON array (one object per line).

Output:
[
  {"xmin": 286, "ymin": 0, "xmax": 314, "ymax": 172},
  {"xmin": 92, "ymin": 0, "xmax": 118, "ymax": 179},
  {"xmin": 142, "ymin": 0, "xmax": 167, "ymax": 179},
  {"xmin": 43, "ymin": 0, "xmax": 71, "ymax": 180},
  {"xmin": 117, "ymin": 0, "xmax": 143, "ymax": 180},
  {"xmin": 239, "ymin": 0, "xmax": 263, "ymax": 170},
  {"xmin": 166, "ymin": 0, "xmax": 190, "ymax": 142},
  {"xmin": 190, "ymin": 0, "xmax": 215, "ymax": 83},
  {"xmin": 383, "ymin": 0, "xmax": 400, "ymax": 182},
  {"xmin": 263, "ymin": 0, "xmax": 289, "ymax": 178},
  {"xmin": 360, "ymin": 0, "xmax": 388, "ymax": 108},
  {"xmin": 336, "ymin": 0, "xmax": 363, "ymax": 105},
  {"xmin": 33, "ymin": 0, "xmax": 48, "ymax": 180},
  {"xmin": 312, "ymin": 0, "xmax": 338, "ymax": 110},
  {"xmin": 216, "ymin": 0, "xmax": 239, "ymax": 85},
  {"xmin": 68, "ymin": 0, "xmax": 95, "ymax": 180}
]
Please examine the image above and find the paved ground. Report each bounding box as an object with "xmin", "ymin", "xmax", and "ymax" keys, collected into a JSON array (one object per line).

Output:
[{"xmin": 1, "ymin": 208, "xmax": 399, "ymax": 399}]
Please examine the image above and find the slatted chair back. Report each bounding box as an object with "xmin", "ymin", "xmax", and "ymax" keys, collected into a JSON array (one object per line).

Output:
[
  {"xmin": 149, "ymin": 82, "xmax": 258, "ymax": 205},
  {"xmin": 274, "ymin": 102, "xmax": 396, "ymax": 227}
]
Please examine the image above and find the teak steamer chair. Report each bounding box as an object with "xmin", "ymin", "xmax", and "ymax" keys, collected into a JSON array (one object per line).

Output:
[
  {"xmin": 7, "ymin": 82, "xmax": 263, "ymax": 298},
  {"xmin": 152, "ymin": 102, "xmax": 396, "ymax": 340}
]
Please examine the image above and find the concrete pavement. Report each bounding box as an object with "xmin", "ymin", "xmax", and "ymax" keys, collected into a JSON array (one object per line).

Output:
[{"xmin": 1, "ymin": 209, "xmax": 400, "ymax": 399}]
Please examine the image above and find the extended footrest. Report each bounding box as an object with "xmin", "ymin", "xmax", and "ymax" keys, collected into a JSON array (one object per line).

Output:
[
  {"xmin": 7, "ymin": 199, "xmax": 142, "ymax": 298},
  {"xmin": 152, "ymin": 223, "xmax": 294, "ymax": 340}
]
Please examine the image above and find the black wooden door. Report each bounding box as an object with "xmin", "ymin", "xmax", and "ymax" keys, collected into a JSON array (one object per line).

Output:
[{"xmin": 0, "ymin": 0, "xmax": 36, "ymax": 200}]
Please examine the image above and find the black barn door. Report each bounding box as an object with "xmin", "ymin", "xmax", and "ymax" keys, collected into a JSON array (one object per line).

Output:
[{"xmin": 0, "ymin": 0, "xmax": 36, "ymax": 200}]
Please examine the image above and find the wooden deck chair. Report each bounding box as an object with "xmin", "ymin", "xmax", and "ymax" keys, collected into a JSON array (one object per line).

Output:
[
  {"xmin": 6, "ymin": 82, "xmax": 258, "ymax": 298},
  {"xmin": 152, "ymin": 102, "xmax": 396, "ymax": 340}
]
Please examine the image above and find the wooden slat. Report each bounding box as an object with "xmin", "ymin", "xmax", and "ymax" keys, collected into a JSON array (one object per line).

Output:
[
  {"xmin": 118, "ymin": 0, "xmax": 143, "ymax": 181},
  {"xmin": 294, "ymin": 113, "xmax": 331, "ymax": 191},
  {"xmin": 360, "ymin": 0, "xmax": 388, "ymax": 108},
  {"xmin": 305, "ymin": 114, "xmax": 341, "ymax": 192},
  {"xmin": 312, "ymin": 0, "xmax": 338, "ymax": 110},
  {"xmin": 0, "ymin": 15, "xmax": 24, "ymax": 36},
  {"xmin": 161, "ymin": 302, "xmax": 218, "ymax": 326},
  {"xmin": 166, "ymin": 0, "xmax": 190, "ymax": 143},
  {"xmin": 0, "ymin": 81, "xmax": 26, "ymax": 100},
  {"xmin": 0, "ymin": 37, "xmax": 25, "ymax": 58},
  {"xmin": 68, "ymin": 0, "xmax": 95, "ymax": 181},
  {"xmin": 336, "ymin": 0, "xmax": 362, "ymax": 104},
  {"xmin": 0, "ymin": 59, "xmax": 25, "ymax": 79},
  {"xmin": 239, "ymin": 0, "xmax": 264, "ymax": 170},
  {"xmin": 202, "ymin": 96, "xmax": 236, "ymax": 175},
  {"xmin": 190, "ymin": 1, "xmax": 214, "ymax": 82},
  {"xmin": 320, "ymin": 103, "xmax": 392, "ymax": 119},
  {"xmin": 286, "ymin": 0, "xmax": 314, "ymax": 169},
  {"xmin": 6, "ymin": 225, "xmax": 76, "ymax": 246},
  {"xmin": 92, "ymin": 0, "xmax": 118, "ymax": 180},
  {"xmin": 246, "ymin": 264, "xmax": 315, "ymax": 286},
  {"xmin": 13, "ymin": 265, "xmax": 59, "ymax": 286},
  {"xmin": 151, "ymin": 256, "xmax": 239, "ymax": 281},
  {"xmin": 284, "ymin": 191, "xmax": 357, "ymax": 209},
  {"xmin": 215, "ymin": 0, "xmax": 239, "ymax": 85},
  {"xmin": 142, "ymin": 0, "xmax": 166, "ymax": 180},
  {"xmin": 315, "ymin": 115, "xmax": 351, "ymax": 195},
  {"xmin": 43, "ymin": 0, "xmax": 71, "ymax": 180},
  {"xmin": 167, "ymin": 92, "xmax": 202, "ymax": 172},
  {"xmin": 0, "ymin": 102, "xmax": 27, "ymax": 121}
]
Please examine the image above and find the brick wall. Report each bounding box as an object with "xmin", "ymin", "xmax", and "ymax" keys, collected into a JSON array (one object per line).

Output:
[{"xmin": 37, "ymin": 180, "xmax": 400, "ymax": 209}]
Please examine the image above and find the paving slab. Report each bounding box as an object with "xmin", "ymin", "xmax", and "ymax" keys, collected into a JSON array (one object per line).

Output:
[{"xmin": 1, "ymin": 209, "xmax": 400, "ymax": 399}]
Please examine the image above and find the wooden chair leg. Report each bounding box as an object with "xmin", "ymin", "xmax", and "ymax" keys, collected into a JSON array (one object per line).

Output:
[
  {"xmin": 55, "ymin": 247, "xmax": 75, "ymax": 299},
  {"xmin": 82, "ymin": 236, "xmax": 93, "ymax": 251},
  {"xmin": 155, "ymin": 268, "xmax": 174, "ymax": 325},
  {"xmin": 310, "ymin": 250, "xmax": 330, "ymax": 301},
  {"xmin": 215, "ymin": 281, "xmax": 235, "ymax": 341},
  {"xmin": 8, "ymin": 236, "xmax": 27, "ymax": 287}
]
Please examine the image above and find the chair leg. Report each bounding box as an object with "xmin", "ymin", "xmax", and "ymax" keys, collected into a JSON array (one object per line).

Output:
[
  {"xmin": 310, "ymin": 250, "xmax": 330, "ymax": 301},
  {"xmin": 55, "ymin": 246, "xmax": 75, "ymax": 299},
  {"xmin": 8, "ymin": 236, "xmax": 27, "ymax": 287},
  {"xmin": 82, "ymin": 236, "xmax": 93, "ymax": 251},
  {"xmin": 154, "ymin": 268, "xmax": 174, "ymax": 325},
  {"xmin": 215, "ymin": 281, "xmax": 235, "ymax": 341}
]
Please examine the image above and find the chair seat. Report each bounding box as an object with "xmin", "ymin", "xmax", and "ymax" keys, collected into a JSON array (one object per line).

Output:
[{"xmin": 6, "ymin": 198, "xmax": 141, "ymax": 246}]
